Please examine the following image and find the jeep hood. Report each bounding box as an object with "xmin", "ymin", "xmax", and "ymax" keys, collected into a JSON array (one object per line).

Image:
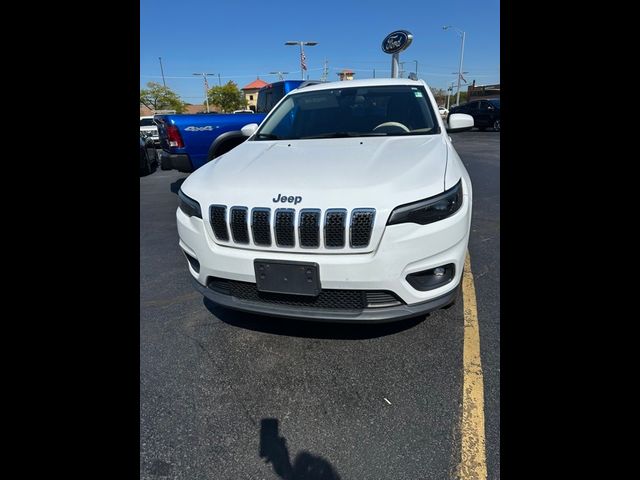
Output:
[{"xmin": 183, "ymin": 136, "xmax": 450, "ymax": 211}]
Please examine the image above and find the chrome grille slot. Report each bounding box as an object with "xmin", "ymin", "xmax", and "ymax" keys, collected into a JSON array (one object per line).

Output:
[
  {"xmin": 209, "ymin": 205, "xmax": 229, "ymax": 241},
  {"xmin": 350, "ymin": 209, "xmax": 376, "ymax": 248},
  {"xmin": 230, "ymin": 207, "xmax": 249, "ymax": 244},
  {"xmin": 274, "ymin": 209, "xmax": 295, "ymax": 247},
  {"xmin": 324, "ymin": 209, "xmax": 347, "ymax": 248},
  {"xmin": 298, "ymin": 209, "xmax": 321, "ymax": 248},
  {"xmin": 251, "ymin": 208, "xmax": 271, "ymax": 246}
]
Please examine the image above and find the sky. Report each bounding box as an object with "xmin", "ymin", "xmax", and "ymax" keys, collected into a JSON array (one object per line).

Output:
[{"xmin": 140, "ymin": 0, "xmax": 499, "ymax": 104}]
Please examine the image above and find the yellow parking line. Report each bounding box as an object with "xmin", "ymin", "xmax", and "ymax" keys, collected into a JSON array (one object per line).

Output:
[{"xmin": 460, "ymin": 252, "xmax": 488, "ymax": 480}]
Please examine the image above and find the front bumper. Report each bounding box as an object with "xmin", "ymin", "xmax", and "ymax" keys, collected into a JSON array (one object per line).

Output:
[
  {"xmin": 193, "ymin": 276, "xmax": 458, "ymax": 323},
  {"xmin": 177, "ymin": 194, "xmax": 471, "ymax": 322}
]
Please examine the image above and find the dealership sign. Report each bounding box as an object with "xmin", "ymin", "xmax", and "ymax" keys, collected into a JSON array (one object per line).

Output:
[{"xmin": 381, "ymin": 30, "xmax": 413, "ymax": 54}]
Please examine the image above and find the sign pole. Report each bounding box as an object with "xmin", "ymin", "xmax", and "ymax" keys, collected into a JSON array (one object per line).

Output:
[{"xmin": 382, "ymin": 30, "xmax": 413, "ymax": 78}]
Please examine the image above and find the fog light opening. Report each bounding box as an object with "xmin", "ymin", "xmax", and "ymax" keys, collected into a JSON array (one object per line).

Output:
[{"xmin": 406, "ymin": 263, "xmax": 455, "ymax": 291}]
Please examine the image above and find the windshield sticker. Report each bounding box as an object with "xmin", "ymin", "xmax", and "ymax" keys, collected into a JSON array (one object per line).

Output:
[{"xmin": 414, "ymin": 91, "xmax": 423, "ymax": 97}]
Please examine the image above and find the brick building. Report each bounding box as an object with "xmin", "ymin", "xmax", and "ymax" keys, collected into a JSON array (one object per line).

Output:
[{"xmin": 241, "ymin": 78, "xmax": 269, "ymax": 112}]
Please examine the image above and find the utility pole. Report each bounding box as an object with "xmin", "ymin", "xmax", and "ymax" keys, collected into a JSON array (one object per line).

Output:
[
  {"xmin": 373, "ymin": 69, "xmax": 375, "ymax": 78},
  {"xmin": 269, "ymin": 71, "xmax": 289, "ymax": 81},
  {"xmin": 320, "ymin": 58, "xmax": 329, "ymax": 82},
  {"xmin": 193, "ymin": 72, "xmax": 215, "ymax": 113},
  {"xmin": 158, "ymin": 57, "xmax": 166, "ymax": 88},
  {"xmin": 450, "ymin": 70, "xmax": 468, "ymax": 105},
  {"xmin": 218, "ymin": 73, "xmax": 221, "ymax": 86},
  {"xmin": 446, "ymin": 81, "xmax": 455, "ymax": 110}
]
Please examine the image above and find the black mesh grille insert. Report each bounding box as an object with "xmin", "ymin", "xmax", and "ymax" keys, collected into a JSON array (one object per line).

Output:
[
  {"xmin": 324, "ymin": 209, "xmax": 346, "ymax": 248},
  {"xmin": 206, "ymin": 277, "xmax": 404, "ymax": 310},
  {"xmin": 251, "ymin": 208, "xmax": 271, "ymax": 246},
  {"xmin": 210, "ymin": 205, "xmax": 229, "ymax": 241},
  {"xmin": 350, "ymin": 209, "xmax": 376, "ymax": 248},
  {"xmin": 365, "ymin": 291, "xmax": 402, "ymax": 307},
  {"xmin": 275, "ymin": 209, "xmax": 295, "ymax": 247},
  {"xmin": 299, "ymin": 210, "xmax": 320, "ymax": 248},
  {"xmin": 230, "ymin": 207, "xmax": 249, "ymax": 244}
]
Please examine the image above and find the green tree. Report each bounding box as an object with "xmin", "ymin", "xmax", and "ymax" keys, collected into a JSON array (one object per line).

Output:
[
  {"xmin": 140, "ymin": 82, "xmax": 187, "ymax": 113},
  {"xmin": 207, "ymin": 81, "xmax": 247, "ymax": 113}
]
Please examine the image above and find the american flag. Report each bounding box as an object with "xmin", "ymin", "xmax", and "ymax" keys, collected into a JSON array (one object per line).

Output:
[{"xmin": 300, "ymin": 50, "xmax": 307, "ymax": 71}]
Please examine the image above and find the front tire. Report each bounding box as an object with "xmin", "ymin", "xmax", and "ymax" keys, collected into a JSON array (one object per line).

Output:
[{"xmin": 493, "ymin": 119, "xmax": 500, "ymax": 131}]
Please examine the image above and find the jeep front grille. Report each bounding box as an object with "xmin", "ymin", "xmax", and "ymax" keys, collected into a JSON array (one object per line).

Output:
[
  {"xmin": 208, "ymin": 206, "xmax": 376, "ymax": 250},
  {"xmin": 299, "ymin": 209, "xmax": 321, "ymax": 248},
  {"xmin": 230, "ymin": 207, "xmax": 249, "ymax": 244},
  {"xmin": 274, "ymin": 209, "xmax": 295, "ymax": 247},
  {"xmin": 350, "ymin": 209, "xmax": 376, "ymax": 248},
  {"xmin": 324, "ymin": 209, "xmax": 347, "ymax": 248},
  {"xmin": 210, "ymin": 205, "xmax": 229, "ymax": 241},
  {"xmin": 251, "ymin": 208, "xmax": 271, "ymax": 246}
]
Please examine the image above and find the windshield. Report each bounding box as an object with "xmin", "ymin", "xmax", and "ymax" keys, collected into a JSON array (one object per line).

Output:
[
  {"xmin": 140, "ymin": 118, "xmax": 156, "ymax": 127},
  {"xmin": 253, "ymin": 85, "xmax": 440, "ymax": 140}
]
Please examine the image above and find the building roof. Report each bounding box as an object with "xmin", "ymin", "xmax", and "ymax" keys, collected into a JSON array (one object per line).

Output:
[
  {"xmin": 241, "ymin": 78, "xmax": 269, "ymax": 90},
  {"xmin": 340, "ymin": 69, "xmax": 354, "ymax": 74}
]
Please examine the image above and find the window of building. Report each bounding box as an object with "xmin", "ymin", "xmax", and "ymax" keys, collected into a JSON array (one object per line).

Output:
[{"xmin": 250, "ymin": 95, "xmax": 254, "ymax": 100}]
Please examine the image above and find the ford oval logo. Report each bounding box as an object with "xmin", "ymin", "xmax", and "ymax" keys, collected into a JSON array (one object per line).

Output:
[{"xmin": 381, "ymin": 30, "xmax": 413, "ymax": 54}]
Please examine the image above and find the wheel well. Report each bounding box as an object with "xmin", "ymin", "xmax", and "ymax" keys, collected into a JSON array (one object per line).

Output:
[{"xmin": 207, "ymin": 132, "xmax": 247, "ymax": 161}]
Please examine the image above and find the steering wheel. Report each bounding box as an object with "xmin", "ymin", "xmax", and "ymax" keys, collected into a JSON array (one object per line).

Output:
[{"xmin": 372, "ymin": 122, "xmax": 410, "ymax": 133}]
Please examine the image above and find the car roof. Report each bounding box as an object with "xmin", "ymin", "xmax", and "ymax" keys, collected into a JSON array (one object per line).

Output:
[{"xmin": 288, "ymin": 77, "xmax": 429, "ymax": 94}]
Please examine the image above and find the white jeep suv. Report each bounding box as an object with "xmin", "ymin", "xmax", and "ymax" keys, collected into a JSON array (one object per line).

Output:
[{"xmin": 176, "ymin": 78, "xmax": 473, "ymax": 322}]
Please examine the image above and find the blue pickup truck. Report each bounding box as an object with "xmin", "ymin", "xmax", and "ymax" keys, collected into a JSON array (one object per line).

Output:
[{"xmin": 156, "ymin": 80, "xmax": 316, "ymax": 172}]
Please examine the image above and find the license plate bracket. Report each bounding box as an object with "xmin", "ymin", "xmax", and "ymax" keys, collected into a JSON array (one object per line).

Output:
[{"xmin": 254, "ymin": 259, "xmax": 321, "ymax": 296}]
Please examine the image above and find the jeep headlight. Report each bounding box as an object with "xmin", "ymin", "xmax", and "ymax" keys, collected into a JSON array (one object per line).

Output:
[
  {"xmin": 178, "ymin": 189, "xmax": 202, "ymax": 219},
  {"xmin": 387, "ymin": 180, "xmax": 463, "ymax": 226}
]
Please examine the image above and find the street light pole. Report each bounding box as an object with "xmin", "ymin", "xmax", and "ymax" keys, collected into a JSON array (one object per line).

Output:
[
  {"xmin": 443, "ymin": 25, "xmax": 466, "ymax": 106},
  {"xmin": 285, "ymin": 41, "xmax": 318, "ymax": 80},
  {"xmin": 159, "ymin": 57, "xmax": 166, "ymax": 88},
  {"xmin": 193, "ymin": 72, "xmax": 215, "ymax": 113}
]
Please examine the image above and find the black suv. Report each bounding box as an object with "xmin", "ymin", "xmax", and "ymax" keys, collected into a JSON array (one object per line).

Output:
[{"xmin": 450, "ymin": 98, "xmax": 500, "ymax": 131}]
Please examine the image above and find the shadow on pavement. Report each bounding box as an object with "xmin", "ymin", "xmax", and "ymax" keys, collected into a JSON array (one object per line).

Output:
[
  {"xmin": 260, "ymin": 418, "xmax": 341, "ymax": 480},
  {"xmin": 203, "ymin": 298, "xmax": 427, "ymax": 339}
]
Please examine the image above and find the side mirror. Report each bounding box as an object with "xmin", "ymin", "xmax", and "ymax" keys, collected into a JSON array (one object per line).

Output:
[
  {"xmin": 487, "ymin": 105, "xmax": 495, "ymax": 111},
  {"xmin": 447, "ymin": 113, "xmax": 474, "ymax": 133},
  {"xmin": 241, "ymin": 123, "xmax": 259, "ymax": 137}
]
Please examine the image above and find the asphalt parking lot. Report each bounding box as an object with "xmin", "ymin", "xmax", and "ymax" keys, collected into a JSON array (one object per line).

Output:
[{"xmin": 140, "ymin": 131, "xmax": 500, "ymax": 479}]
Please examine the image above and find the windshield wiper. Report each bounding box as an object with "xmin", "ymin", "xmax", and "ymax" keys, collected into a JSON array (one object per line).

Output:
[
  {"xmin": 300, "ymin": 132, "xmax": 387, "ymax": 139},
  {"xmin": 392, "ymin": 129, "xmax": 434, "ymax": 136},
  {"xmin": 255, "ymin": 133, "xmax": 281, "ymax": 140}
]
